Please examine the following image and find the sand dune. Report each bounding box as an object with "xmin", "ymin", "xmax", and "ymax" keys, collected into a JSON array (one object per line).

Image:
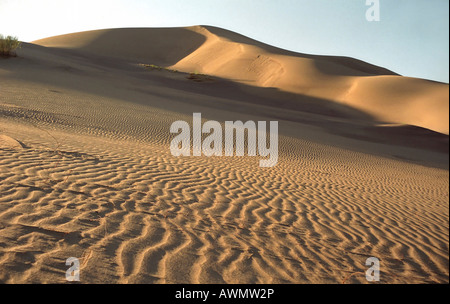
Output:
[
  {"xmin": 0, "ymin": 26, "xmax": 448, "ymax": 283},
  {"xmin": 34, "ymin": 26, "xmax": 449, "ymax": 134}
]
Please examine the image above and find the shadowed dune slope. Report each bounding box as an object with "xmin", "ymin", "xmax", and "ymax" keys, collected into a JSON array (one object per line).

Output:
[
  {"xmin": 33, "ymin": 26, "xmax": 449, "ymax": 134},
  {"xmin": 33, "ymin": 27, "xmax": 207, "ymax": 66}
]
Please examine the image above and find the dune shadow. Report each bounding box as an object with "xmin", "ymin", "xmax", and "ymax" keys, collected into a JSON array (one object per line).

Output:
[
  {"xmin": 34, "ymin": 28, "xmax": 207, "ymax": 67},
  {"xmin": 312, "ymin": 56, "xmax": 398, "ymax": 77}
]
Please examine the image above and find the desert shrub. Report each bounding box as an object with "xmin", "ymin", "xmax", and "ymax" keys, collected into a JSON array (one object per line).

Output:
[
  {"xmin": 187, "ymin": 72, "xmax": 213, "ymax": 82},
  {"xmin": 0, "ymin": 35, "xmax": 21, "ymax": 57},
  {"xmin": 139, "ymin": 63, "xmax": 178, "ymax": 73}
]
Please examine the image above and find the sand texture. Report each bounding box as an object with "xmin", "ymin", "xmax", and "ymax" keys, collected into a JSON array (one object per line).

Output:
[{"xmin": 0, "ymin": 26, "xmax": 448, "ymax": 283}]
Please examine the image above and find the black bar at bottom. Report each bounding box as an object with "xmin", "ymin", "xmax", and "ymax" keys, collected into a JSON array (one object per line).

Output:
[{"xmin": 1, "ymin": 284, "xmax": 448, "ymax": 303}]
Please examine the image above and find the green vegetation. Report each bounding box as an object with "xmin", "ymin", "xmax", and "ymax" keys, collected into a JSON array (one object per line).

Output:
[
  {"xmin": 187, "ymin": 72, "xmax": 214, "ymax": 82},
  {"xmin": 139, "ymin": 63, "xmax": 178, "ymax": 73},
  {"xmin": 0, "ymin": 35, "xmax": 21, "ymax": 57},
  {"xmin": 139, "ymin": 63, "xmax": 213, "ymax": 82}
]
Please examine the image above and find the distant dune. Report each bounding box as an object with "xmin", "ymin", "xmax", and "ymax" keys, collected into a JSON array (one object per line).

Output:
[
  {"xmin": 34, "ymin": 26, "xmax": 449, "ymax": 134},
  {"xmin": 0, "ymin": 26, "xmax": 447, "ymax": 284}
]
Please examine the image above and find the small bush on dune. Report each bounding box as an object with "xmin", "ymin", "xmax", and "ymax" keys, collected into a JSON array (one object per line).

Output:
[
  {"xmin": 0, "ymin": 35, "xmax": 21, "ymax": 57},
  {"xmin": 187, "ymin": 72, "xmax": 213, "ymax": 82}
]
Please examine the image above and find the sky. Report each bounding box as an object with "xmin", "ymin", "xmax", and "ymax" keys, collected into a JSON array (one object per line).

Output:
[{"xmin": 0, "ymin": 0, "xmax": 448, "ymax": 83}]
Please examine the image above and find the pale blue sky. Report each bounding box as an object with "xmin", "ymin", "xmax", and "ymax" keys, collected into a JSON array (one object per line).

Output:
[{"xmin": 0, "ymin": 0, "xmax": 448, "ymax": 83}]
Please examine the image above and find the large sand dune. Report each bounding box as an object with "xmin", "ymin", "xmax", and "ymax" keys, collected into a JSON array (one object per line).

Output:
[
  {"xmin": 34, "ymin": 26, "xmax": 449, "ymax": 134},
  {"xmin": 0, "ymin": 26, "xmax": 448, "ymax": 283}
]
